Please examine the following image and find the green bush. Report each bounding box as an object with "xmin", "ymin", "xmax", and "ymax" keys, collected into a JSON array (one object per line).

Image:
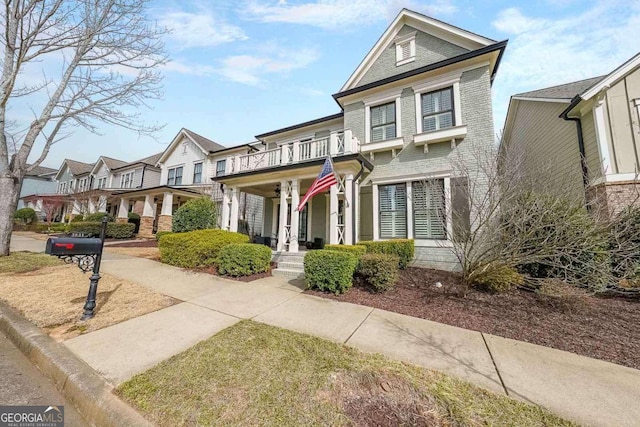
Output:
[
  {"xmin": 324, "ymin": 244, "xmax": 367, "ymax": 259},
  {"xmin": 14, "ymin": 208, "xmax": 37, "ymax": 224},
  {"xmin": 357, "ymin": 239, "xmax": 414, "ymax": 269},
  {"xmin": 155, "ymin": 231, "xmax": 173, "ymax": 241},
  {"xmin": 128, "ymin": 212, "xmax": 140, "ymax": 219},
  {"xmin": 217, "ymin": 243, "xmax": 271, "ymax": 276},
  {"xmin": 356, "ymin": 253, "xmax": 399, "ymax": 292},
  {"xmin": 172, "ymin": 198, "xmax": 218, "ymax": 233},
  {"xmin": 472, "ymin": 263, "xmax": 523, "ymax": 293},
  {"xmin": 66, "ymin": 222, "xmax": 135, "ymax": 239},
  {"xmin": 84, "ymin": 212, "xmax": 115, "ymax": 222},
  {"xmin": 70, "ymin": 215, "xmax": 84, "ymax": 222},
  {"xmin": 159, "ymin": 229, "xmax": 249, "ymax": 268},
  {"xmin": 535, "ymin": 279, "xmax": 590, "ymax": 313},
  {"xmin": 30, "ymin": 223, "xmax": 50, "ymax": 233},
  {"xmin": 304, "ymin": 250, "xmax": 358, "ymax": 294}
]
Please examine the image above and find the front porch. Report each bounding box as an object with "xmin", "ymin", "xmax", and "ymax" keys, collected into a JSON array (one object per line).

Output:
[
  {"xmin": 216, "ymin": 155, "xmax": 372, "ymax": 253},
  {"xmin": 112, "ymin": 186, "xmax": 205, "ymax": 237}
]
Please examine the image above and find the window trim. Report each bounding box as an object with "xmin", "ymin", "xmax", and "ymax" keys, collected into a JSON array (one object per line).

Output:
[
  {"xmin": 377, "ymin": 183, "xmax": 408, "ymax": 240},
  {"xmin": 370, "ymin": 101, "xmax": 397, "ymax": 143},
  {"xmin": 120, "ymin": 171, "xmax": 134, "ymax": 189},
  {"xmin": 411, "ymin": 179, "xmax": 447, "ymax": 240},
  {"xmin": 413, "ymin": 75, "xmax": 462, "ymax": 134},
  {"xmin": 364, "ymin": 90, "xmax": 402, "ymax": 144},
  {"xmin": 167, "ymin": 166, "xmax": 184, "ymax": 186},
  {"xmin": 193, "ymin": 161, "xmax": 203, "ymax": 184},
  {"xmin": 394, "ymin": 31, "xmax": 416, "ymax": 66},
  {"xmin": 216, "ymin": 159, "xmax": 226, "ymax": 177}
]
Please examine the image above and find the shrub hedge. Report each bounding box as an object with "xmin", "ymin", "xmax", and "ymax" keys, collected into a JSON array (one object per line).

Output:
[
  {"xmin": 357, "ymin": 239, "xmax": 414, "ymax": 269},
  {"xmin": 172, "ymin": 198, "xmax": 218, "ymax": 233},
  {"xmin": 84, "ymin": 212, "xmax": 115, "ymax": 222},
  {"xmin": 472, "ymin": 263, "xmax": 523, "ymax": 293},
  {"xmin": 66, "ymin": 222, "xmax": 135, "ymax": 239},
  {"xmin": 155, "ymin": 231, "xmax": 173, "ymax": 241},
  {"xmin": 217, "ymin": 243, "xmax": 271, "ymax": 276},
  {"xmin": 159, "ymin": 229, "xmax": 248, "ymax": 268},
  {"xmin": 356, "ymin": 253, "xmax": 399, "ymax": 292},
  {"xmin": 324, "ymin": 244, "xmax": 367, "ymax": 258},
  {"xmin": 14, "ymin": 208, "xmax": 37, "ymax": 224},
  {"xmin": 304, "ymin": 250, "xmax": 358, "ymax": 294}
]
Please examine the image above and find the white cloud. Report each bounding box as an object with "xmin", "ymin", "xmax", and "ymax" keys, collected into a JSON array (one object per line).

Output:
[
  {"xmin": 217, "ymin": 47, "xmax": 320, "ymax": 85},
  {"xmin": 491, "ymin": 2, "xmax": 640, "ymax": 133},
  {"xmin": 163, "ymin": 61, "xmax": 217, "ymax": 76},
  {"xmin": 158, "ymin": 8, "xmax": 248, "ymax": 48},
  {"xmin": 242, "ymin": 0, "xmax": 457, "ymax": 30}
]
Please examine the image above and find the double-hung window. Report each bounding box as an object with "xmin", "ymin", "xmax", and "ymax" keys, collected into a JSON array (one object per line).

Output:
[
  {"xmin": 412, "ymin": 180, "xmax": 446, "ymax": 239},
  {"xmin": 378, "ymin": 184, "xmax": 407, "ymax": 239},
  {"xmin": 121, "ymin": 172, "xmax": 133, "ymax": 189},
  {"xmin": 370, "ymin": 102, "xmax": 396, "ymax": 142},
  {"xmin": 216, "ymin": 160, "xmax": 226, "ymax": 177},
  {"xmin": 97, "ymin": 177, "xmax": 106, "ymax": 189},
  {"xmin": 193, "ymin": 162, "xmax": 203, "ymax": 183},
  {"xmin": 168, "ymin": 166, "xmax": 183, "ymax": 186},
  {"xmin": 421, "ymin": 87, "xmax": 454, "ymax": 133}
]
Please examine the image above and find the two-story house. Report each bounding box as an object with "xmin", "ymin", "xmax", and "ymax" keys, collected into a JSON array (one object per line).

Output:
[
  {"xmin": 212, "ymin": 9, "xmax": 506, "ymax": 270},
  {"xmin": 502, "ymin": 51, "xmax": 640, "ymax": 219},
  {"xmin": 17, "ymin": 165, "xmax": 58, "ymax": 213}
]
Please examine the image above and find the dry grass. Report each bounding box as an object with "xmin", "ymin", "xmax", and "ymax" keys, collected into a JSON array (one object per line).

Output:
[
  {"xmin": 0, "ymin": 251, "xmax": 61, "ymax": 273},
  {"xmin": 0, "ymin": 260, "xmax": 177, "ymax": 340},
  {"xmin": 12, "ymin": 231, "xmax": 51, "ymax": 241},
  {"xmin": 118, "ymin": 321, "xmax": 574, "ymax": 427},
  {"xmin": 104, "ymin": 247, "xmax": 160, "ymax": 260}
]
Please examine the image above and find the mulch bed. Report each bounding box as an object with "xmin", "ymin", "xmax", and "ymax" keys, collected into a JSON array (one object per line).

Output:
[
  {"xmin": 306, "ymin": 267, "xmax": 640, "ymax": 370},
  {"xmin": 197, "ymin": 263, "xmax": 275, "ymax": 282},
  {"xmin": 106, "ymin": 240, "xmax": 158, "ymax": 248}
]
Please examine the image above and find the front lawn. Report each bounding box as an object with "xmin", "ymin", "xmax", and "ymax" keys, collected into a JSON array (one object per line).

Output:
[
  {"xmin": 0, "ymin": 253, "xmax": 177, "ymax": 340},
  {"xmin": 117, "ymin": 320, "xmax": 573, "ymax": 427},
  {"xmin": 306, "ymin": 267, "xmax": 640, "ymax": 370}
]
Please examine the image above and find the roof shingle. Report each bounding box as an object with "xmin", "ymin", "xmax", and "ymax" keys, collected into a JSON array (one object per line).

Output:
[
  {"xmin": 182, "ymin": 128, "xmax": 225, "ymax": 152},
  {"xmin": 65, "ymin": 159, "xmax": 94, "ymax": 176},
  {"xmin": 515, "ymin": 76, "xmax": 605, "ymax": 100}
]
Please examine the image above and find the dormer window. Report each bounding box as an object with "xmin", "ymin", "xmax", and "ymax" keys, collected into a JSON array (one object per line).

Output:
[{"xmin": 394, "ymin": 32, "xmax": 416, "ymax": 66}]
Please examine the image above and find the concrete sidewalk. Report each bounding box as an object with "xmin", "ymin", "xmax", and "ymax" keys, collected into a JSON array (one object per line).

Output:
[{"xmin": 11, "ymin": 236, "xmax": 640, "ymax": 426}]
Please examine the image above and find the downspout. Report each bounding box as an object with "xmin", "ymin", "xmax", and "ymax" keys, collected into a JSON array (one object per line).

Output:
[
  {"xmin": 352, "ymin": 160, "xmax": 365, "ymax": 245},
  {"xmin": 560, "ymin": 96, "xmax": 590, "ymax": 201},
  {"xmin": 139, "ymin": 165, "xmax": 146, "ymax": 189}
]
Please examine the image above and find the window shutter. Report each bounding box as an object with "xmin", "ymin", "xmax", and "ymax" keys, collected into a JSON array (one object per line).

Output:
[{"xmin": 401, "ymin": 42, "xmax": 411, "ymax": 60}]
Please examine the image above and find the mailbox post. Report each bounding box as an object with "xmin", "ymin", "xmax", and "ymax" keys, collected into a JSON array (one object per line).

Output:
[{"xmin": 45, "ymin": 217, "xmax": 108, "ymax": 320}]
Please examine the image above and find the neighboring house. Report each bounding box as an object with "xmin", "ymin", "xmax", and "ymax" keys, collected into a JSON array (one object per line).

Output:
[
  {"xmin": 17, "ymin": 165, "xmax": 58, "ymax": 213},
  {"xmin": 211, "ymin": 8, "xmax": 506, "ymax": 270},
  {"xmin": 53, "ymin": 159, "xmax": 95, "ymax": 220},
  {"xmin": 502, "ymin": 51, "xmax": 640, "ymax": 218}
]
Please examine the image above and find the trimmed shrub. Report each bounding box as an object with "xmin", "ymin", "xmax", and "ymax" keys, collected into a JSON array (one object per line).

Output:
[
  {"xmin": 324, "ymin": 244, "xmax": 367, "ymax": 259},
  {"xmin": 356, "ymin": 253, "xmax": 399, "ymax": 292},
  {"xmin": 535, "ymin": 279, "xmax": 590, "ymax": 313},
  {"xmin": 70, "ymin": 215, "xmax": 84, "ymax": 222},
  {"xmin": 172, "ymin": 198, "xmax": 218, "ymax": 233},
  {"xmin": 155, "ymin": 231, "xmax": 173, "ymax": 242},
  {"xmin": 357, "ymin": 239, "xmax": 414, "ymax": 269},
  {"xmin": 128, "ymin": 212, "xmax": 140, "ymax": 219},
  {"xmin": 30, "ymin": 223, "xmax": 50, "ymax": 233},
  {"xmin": 217, "ymin": 243, "xmax": 271, "ymax": 276},
  {"xmin": 159, "ymin": 229, "xmax": 249, "ymax": 268},
  {"xmin": 304, "ymin": 250, "xmax": 358, "ymax": 294},
  {"xmin": 14, "ymin": 208, "xmax": 37, "ymax": 225},
  {"xmin": 66, "ymin": 222, "xmax": 135, "ymax": 239},
  {"xmin": 84, "ymin": 212, "xmax": 115, "ymax": 222},
  {"xmin": 472, "ymin": 263, "xmax": 523, "ymax": 293}
]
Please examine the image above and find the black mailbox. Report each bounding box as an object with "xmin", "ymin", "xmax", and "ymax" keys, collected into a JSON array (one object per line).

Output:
[{"xmin": 46, "ymin": 237, "xmax": 103, "ymax": 256}]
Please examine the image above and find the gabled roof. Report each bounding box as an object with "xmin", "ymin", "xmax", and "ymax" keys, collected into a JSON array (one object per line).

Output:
[
  {"xmin": 90, "ymin": 155, "xmax": 128, "ymax": 175},
  {"xmin": 514, "ymin": 76, "xmax": 605, "ymax": 101},
  {"xmin": 157, "ymin": 128, "xmax": 226, "ymax": 164},
  {"xmin": 112, "ymin": 152, "xmax": 164, "ymax": 171},
  {"xmin": 25, "ymin": 165, "xmax": 57, "ymax": 177},
  {"xmin": 340, "ymin": 8, "xmax": 496, "ymax": 92},
  {"xmin": 256, "ymin": 113, "xmax": 344, "ymax": 139},
  {"xmin": 54, "ymin": 159, "xmax": 94, "ymax": 181}
]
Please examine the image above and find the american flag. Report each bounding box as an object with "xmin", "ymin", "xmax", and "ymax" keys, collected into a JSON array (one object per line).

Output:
[{"xmin": 297, "ymin": 158, "xmax": 337, "ymax": 211}]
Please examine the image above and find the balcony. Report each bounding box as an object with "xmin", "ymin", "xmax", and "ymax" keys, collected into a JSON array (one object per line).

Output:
[{"xmin": 224, "ymin": 130, "xmax": 358, "ymax": 175}]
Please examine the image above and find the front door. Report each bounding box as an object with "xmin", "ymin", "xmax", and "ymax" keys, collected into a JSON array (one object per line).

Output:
[{"xmin": 275, "ymin": 203, "xmax": 308, "ymax": 245}]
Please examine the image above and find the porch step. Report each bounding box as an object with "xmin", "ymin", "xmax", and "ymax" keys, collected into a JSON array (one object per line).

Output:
[
  {"xmin": 271, "ymin": 254, "xmax": 305, "ymax": 264},
  {"xmin": 277, "ymin": 261, "xmax": 305, "ymax": 271},
  {"xmin": 272, "ymin": 268, "xmax": 305, "ymax": 279}
]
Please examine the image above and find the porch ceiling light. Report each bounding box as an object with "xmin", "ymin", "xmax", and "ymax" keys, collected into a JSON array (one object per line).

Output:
[{"xmin": 275, "ymin": 184, "xmax": 281, "ymax": 197}]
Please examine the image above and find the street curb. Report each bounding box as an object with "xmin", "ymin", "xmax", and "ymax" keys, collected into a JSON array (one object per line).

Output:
[{"xmin": 0, "ymin": 300, "xmax": 153, "ymax": 427}]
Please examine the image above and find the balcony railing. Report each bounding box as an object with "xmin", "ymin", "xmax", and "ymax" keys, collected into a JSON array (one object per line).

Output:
[{"xmin": 225, "ymin": 129, "xmax": 358, "ymax": 175}]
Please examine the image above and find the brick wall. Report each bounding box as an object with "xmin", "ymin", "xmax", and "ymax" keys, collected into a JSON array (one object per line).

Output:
[{"xmin": 587, "ymin": 181, "xmax": 640, "ymax": 220}]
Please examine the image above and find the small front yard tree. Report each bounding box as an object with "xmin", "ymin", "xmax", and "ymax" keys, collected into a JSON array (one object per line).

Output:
[
  {"xmin": 0, "ymin": 0, "xmax": 166, "ymax": 256},
  {"xmin": 41, "ymin": 196, "xmax": 67, "ymax": 231}
]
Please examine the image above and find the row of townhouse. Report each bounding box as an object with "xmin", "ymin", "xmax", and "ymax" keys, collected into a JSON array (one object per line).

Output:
[{"xmin": 21, "ymin": 8, "xmax": 507, "ymax": 270}]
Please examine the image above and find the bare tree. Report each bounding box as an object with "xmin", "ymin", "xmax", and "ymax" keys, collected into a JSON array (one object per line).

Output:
[
  {"xmin": 0, "ymin": 0, "xmax": 166, "ymax": 255},
  {"xmin": 40, "ymin": 195, "xmax": 66, "ymax": 231}
]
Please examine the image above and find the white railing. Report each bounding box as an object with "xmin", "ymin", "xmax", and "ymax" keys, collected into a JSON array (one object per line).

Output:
[{"xmin": 226, "ymin": 129, "xmax": 358, "ymax": 175}]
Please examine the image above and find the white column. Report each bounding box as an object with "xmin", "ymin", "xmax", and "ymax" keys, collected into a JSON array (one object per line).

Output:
[
  {"xmin": 72, "ymin": 200, "xmax": 81, "ymax": 215},
  {"xmin": 221, "ymin": 187, "xmax": 231, "ymax": 230},
  {"xmin": 229, "ymin": 187, "xmax": 239, "ymax": 232},
  {"xmin": 143, "ymin": 194, "xmax": 154, "ymax": 217},
  {"xmin": 594, "ymin": 99, "xmax": 613, "ymax": 175},
  {"xmin": 344, "ymin": 174, "xmax": 353, "ymax": 244},
  {"xmin": 117, "ymin": 198, "xmax": 130, "ymax": 219},
  {"xmin": 292, "ymin": 141, "xmax": 300, "ymax": 163},
  {"xmin": 161, "ymin": 192, "xmax": 173, "ymax": 216},
  {"xmin": 271, "ymin": 199, "xmax": 278, "ymax": 239},
  {"xmin": 343, "ymin": 129, "xmax": 353, "ymax": 154},
  {"xmin": 354, "ymin": 181, "xmax": 360, "ymax": 243},
  {"xmin": 329, "ymin": 178, "xmax": 339, "ymax": 244},
  {"xmin": 98, "ymin": 196, "xmax": 107, "ymax": 213},
  {"xmin": 406, "ymin": 181, "xmax": 413, "ymax": 239},
  {"xmin": 88, "ymin": 198, "xmax": 96, "ymax": 214},
  {"xmin": 277, "ymin": 180, "xmax": 288, "ymax": 251},
  {"xmin": 372, "ymin": 184, "xmax": 379, "ymax": 240},
  {"xmin": 289, "ymin": 180, "xmax": 300, "ymax": 252},
  {"xmin": 329, "ymin": 132, "xmax": 338, "ymax": 155}
]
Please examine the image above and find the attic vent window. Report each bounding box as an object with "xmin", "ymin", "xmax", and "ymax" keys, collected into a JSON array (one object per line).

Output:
[{"xmin": 394, "ymin": 32, "xmax": 416, "ymax": 66}]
